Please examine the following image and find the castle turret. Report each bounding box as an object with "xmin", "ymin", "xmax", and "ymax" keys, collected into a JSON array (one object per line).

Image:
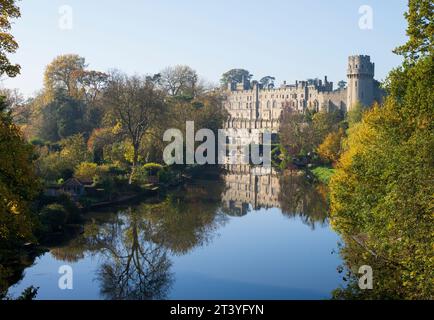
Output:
[{"xmin": 347, "ymin": 55, "xmax": 375, "ymax": 110}]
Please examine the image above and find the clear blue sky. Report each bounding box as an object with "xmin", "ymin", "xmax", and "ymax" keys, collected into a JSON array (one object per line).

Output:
[{"xmin": 3, "ymin": 0, "xmax": 409, "ymax": 97}]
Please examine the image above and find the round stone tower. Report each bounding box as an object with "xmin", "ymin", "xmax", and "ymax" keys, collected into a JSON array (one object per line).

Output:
[{"xmin": 347, "ymin": 55, "xmax": 375, "ymax": 110}]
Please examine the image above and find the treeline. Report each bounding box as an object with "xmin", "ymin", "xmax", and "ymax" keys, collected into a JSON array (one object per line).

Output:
[
  {"xmin": 0, "ymin": 52, "xmax": 228, "ymax": 257},
  {"xmin": 329, "ymin": 0, "xmax": 433, "ymax": 299}
]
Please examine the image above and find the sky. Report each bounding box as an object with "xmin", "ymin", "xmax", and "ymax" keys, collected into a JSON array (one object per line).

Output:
[{"xmin": 2, "ymin": 0, "xmax": 409, "ymax": 97}]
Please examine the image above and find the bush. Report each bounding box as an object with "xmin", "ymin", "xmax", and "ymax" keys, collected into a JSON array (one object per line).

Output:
[
  {"xmin": 39, "ymin": 204, "xmax": 68, "ymax": 232},
  {"xmin": 74, "ymin": 162, "xmax": 98, "ymax": 182},
  {"xmin": 317, "ymin": 128, "xmax": 345, "ymax": 165},
  {"xmin": 311, "ymin": 166, "xmax": 336, "ymax": 184},
  {"xmin": 143, "ymin": 163, "xmax": 164, "ymax": 175}
]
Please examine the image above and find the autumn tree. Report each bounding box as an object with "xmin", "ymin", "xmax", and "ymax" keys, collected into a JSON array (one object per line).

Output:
[
  {"xmin": 0, "ymin": 97, "xmax": 39, "ymax": 248},
  {"xmin": 317, "ymin": 128, "xmax": 345, "ymax": 165},
  {"xmin": 330, "ymin": 0, "xmax": 434, "ymax": 299},
  {"xmin": 0, "ymin": 0, "xmax": 20, "ymax": 77},
  {"xmin": 159, "ymin": 65, "xmax": 198, "ymax": 97},
  {"xmin": 74, "ymin": 70, "xmax": 108, "ymax": 106},
  {"xmin": 43, "ymin": 54, "xmax": 87, "ymax": 98},
  {"xmin": 104, "ymin": 72, "xmax": 166, "ymax": 184}
]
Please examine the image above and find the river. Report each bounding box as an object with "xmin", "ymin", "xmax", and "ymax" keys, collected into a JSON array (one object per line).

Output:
[{"xmin": 7, "ymin": 165, "xmax": 344, "ymax": 299}]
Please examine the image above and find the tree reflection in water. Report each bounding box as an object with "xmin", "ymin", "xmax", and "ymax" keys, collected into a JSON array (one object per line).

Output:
[
  {"xmin": 278, "ymin": 170, "xmax": 328, "ymax": 229},
  {"xmin": 91, "ymin": 208, "xmax": 173, "ymax": 300},
  {"xmin": 48, "ymin": 177, "xmax": 228, "ymax": 299},
  {"xmin": 3, "ymin": 167, "xmax": 337, "ymax": 299}
]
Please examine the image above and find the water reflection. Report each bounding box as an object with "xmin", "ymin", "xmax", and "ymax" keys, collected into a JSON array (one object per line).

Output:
[
  {"xmin": 222, "ymin": 165, "xmax": 328, "ymax": 229},
  {"xmin": 4, "ymin": 165, "xmax": 336, "ymax": 299}
]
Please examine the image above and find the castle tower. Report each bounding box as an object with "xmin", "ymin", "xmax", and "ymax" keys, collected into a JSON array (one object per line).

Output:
[{"xmin": 347, "ymin": 55, "xmax": 375, "ymax": 110}]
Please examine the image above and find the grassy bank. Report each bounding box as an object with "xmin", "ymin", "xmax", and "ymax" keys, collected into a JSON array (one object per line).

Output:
[{"xmin": 311, "ymin": 166, "xmax": 336, "ymax": 185}]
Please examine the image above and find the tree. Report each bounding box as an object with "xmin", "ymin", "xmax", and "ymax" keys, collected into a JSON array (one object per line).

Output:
[
  {"xmin": 259, "ymin": 76, "xmax": 275, "ymax": 89},
  {"xmin": 59, "ymin": 133, "xmax": 92, "ymax": 165},
  {"xmin": 37, "ymin": 92, "xmax": 87, "ymax": 141},
  {"xmin": 330, "ymin": 0, "xmax": 434, "ymax": 298},
  {"xmin": 159, "ymin": 65, "xmax": 198, "ymax": 97},
  {"xmin": 0, "ymin": 88, "xmax": 29, "ymax": 125},
  {"xmin": 43, "ymin": 54, "xmax": 87, "ymax": 98},
  {"xmin": 0, "ymin": 0, "xmax": 21, "ymax": 77},
  {"xmin": 0, "ymin": 97, "xmax": 39, "ymax": 248},
  {"xmin": 347, "ymin": 102, "xmax": 364, "ymax": 127},
  {"xmin": 393, "ymin": 0, "xmax": 433, "ymax": 61},
  {"xmin": 220, "ymin": 69, "xmax": 252, "ymax": 87},
  {"xmin": 337, "ymin": 80, "xmax": 347, "ymax": 90},
  {"xmin": 279, "ymin": 106, "xmax": 319, "ymax": 159},
  {"xmin": 312, "ymin": 109, "xmax": 344, "ymax": 146},
  {"xmin": 104, "ymin": 72, "xmax": 166, "ymax": 184},
  {"xmin": 74, "ymin": 70, "xmax": 108, "ymax": 106},
  {"xmin": 317, "ymin": 128, "xmax": 345, "ymax": 165}
]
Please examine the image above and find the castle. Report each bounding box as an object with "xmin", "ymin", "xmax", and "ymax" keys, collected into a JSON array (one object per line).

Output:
[{"xmin": 223, "ymin": 55, "xmax": 384, "ymax": 143}]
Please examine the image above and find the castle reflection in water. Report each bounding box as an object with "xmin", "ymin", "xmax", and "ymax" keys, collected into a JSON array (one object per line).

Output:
[
  {"xmin": 220, "ymin": 165, "xmax": 328, "ymax": 227},
  {"xmin": 222, "ymin": 165, "xmax": 280, "ymax": 216}
]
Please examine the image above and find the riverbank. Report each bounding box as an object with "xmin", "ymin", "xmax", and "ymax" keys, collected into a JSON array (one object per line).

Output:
[{"xmin": 310, "ymin": 166, "xmax": 336, "ymax": 185}]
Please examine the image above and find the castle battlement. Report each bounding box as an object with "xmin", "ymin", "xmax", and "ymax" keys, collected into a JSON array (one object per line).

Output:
[{"xmin": 222, "ymin": 55, "xmax": 384, "ymax": 147}]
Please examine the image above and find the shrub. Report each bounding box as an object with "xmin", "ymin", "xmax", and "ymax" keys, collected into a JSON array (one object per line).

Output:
[
  {"xmin": 39, "ymin": 204, "xmax": 68, "ymax": 232},
  {"xmin": 74, "ymin": 162, "xmax": 98, "ymax": 182}
]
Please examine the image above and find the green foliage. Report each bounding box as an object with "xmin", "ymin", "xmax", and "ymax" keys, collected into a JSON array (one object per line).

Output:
[
  {"xmin": 0, "ymin": 97, "xmax": 40, "ymax": 248},
  {"xmin": 36, "ymin": 133, "xmax": 91, "ymax": 182},
  {"xmin": 347, "ymin": 102, "xmax": 364, "ymax": 127},
  {"xmin": 259, "ymin": 76, "xmax": 275, "ymax": 89},
  {"xmin": 317, "ymin": 128, "xmax": 345, "ymax": 164},
  {"xmin": 39, "ymin": 204, "xmax": 68, "ymax": 233},
  {"xmin": 311, "ymin": 167, "xmax": 336, "ymax": 185},
  {"xmin": 330, "ymin": 19, "xmax": 434, "ymax": 298},
  {"xmin": 37, "ymin": 93, "xmax": 88, "ymax": 141},
  {"xmin": 393, "ymin": 0, "xmax": 433, "ymax": 61},
  {"xmin": 143, "ymin": 163, "xmax": 164, "ymax": 171},
  {"xmin": 0, "ymin": 0, "xmax": 21, "ymax": 77},
  {"xmin": 37, "ymin": 195, "xmax": 81, "ymax": 235},
  {"xmin": 74, "ymin": 162, "xmax": 98, "ymax": 182},
  {"xmin": 220, "ymin": 69, "xmax": 252, "ymax": 86},
  {"xmin": 279, "ymin": 108, "xmax": 344, "ymax": 161}
]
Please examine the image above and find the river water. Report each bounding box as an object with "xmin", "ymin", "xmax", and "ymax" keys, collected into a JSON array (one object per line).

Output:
[{"xmin": 8, "ymin": 166, "xmax": 344, "ymax": 299}]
